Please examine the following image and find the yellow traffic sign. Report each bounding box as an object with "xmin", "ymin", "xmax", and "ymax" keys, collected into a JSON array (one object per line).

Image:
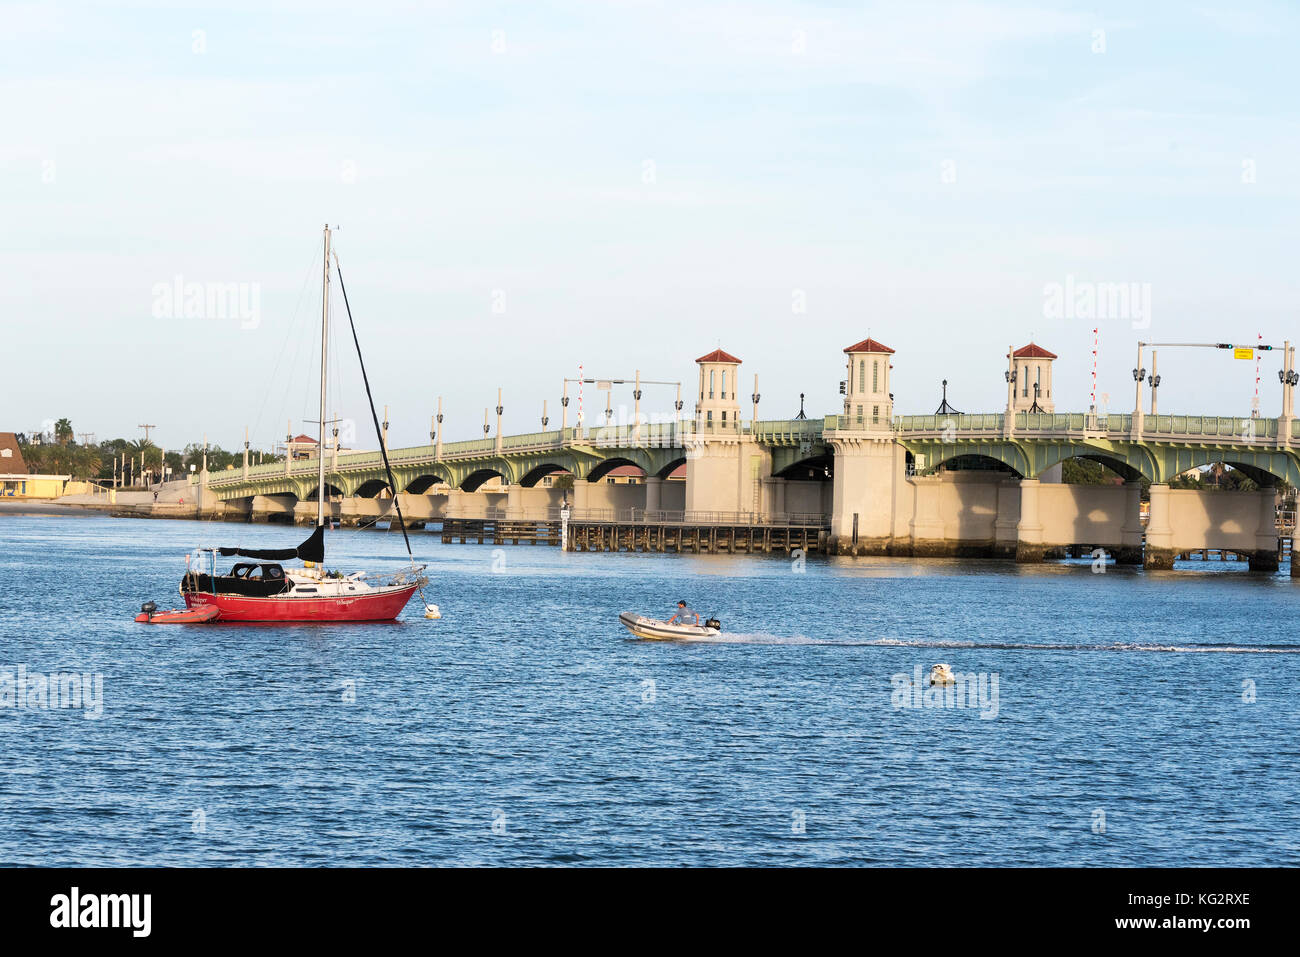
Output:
[{"xmin": 1234, "ymin": 348, "xmax": 1254, "ymax": 360}]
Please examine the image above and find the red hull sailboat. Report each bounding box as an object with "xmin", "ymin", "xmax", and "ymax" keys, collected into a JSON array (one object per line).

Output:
[{"xmin": 179, "ymin": 226, "xmax": 430, "ymax": 623}]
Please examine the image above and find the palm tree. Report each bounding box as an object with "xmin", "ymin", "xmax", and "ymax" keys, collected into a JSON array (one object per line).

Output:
[{"xmin": 54, "ymin": 418, "xmax": 73, "ymax": 446}]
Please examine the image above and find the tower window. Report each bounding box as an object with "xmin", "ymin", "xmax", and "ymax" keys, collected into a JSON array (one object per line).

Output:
[
  {"xmin": 858, "ymin": 361, "xmax": 865, "ymax": 393},
  {"xmin": 872, "ymin": 405, "xmax": 880, "ymax": 424},
  {"xmin": 709, "ymin": 370, "xmax": 715, "ymax": 399},
  {"xmin": 856, "ymin": 405, "xmax": 863, "ymax": 424},
  {"xmin": 872, "ymin": 360, "xmax": 879, "ymax": 392}
]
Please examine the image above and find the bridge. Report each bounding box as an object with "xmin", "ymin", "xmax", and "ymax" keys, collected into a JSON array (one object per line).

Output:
[
  {"xmin": 185, "ymin": 337, "xmax": 1300, "ymax": 572},
  {"xmin": 206, "ymin": 412, "xmax": 1300, "ymax": 498}
]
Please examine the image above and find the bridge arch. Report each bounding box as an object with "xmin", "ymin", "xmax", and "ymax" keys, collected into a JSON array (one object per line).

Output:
[
  {"xmin": 774, "ymin": 453, "xmax": 833, "ymax": 480},
  {"xmin": 461, "ymin": 467, "xmax": 507, "ymax": 492},
  {"xmin": 653, "ymin": 456, "xmax": 687, "ymax": 481},
  {"xmin": 586, "ymin": 457, "xmax": 647, "ymax": 483},
  {"xmin": 519, "ymin": 463, "xmax": 571, "ymax": 488},
  {"xmin": 403, "ymin": 473, "xmax": 449, "ymax": 494},
  {"xmin": 354, "ymin": 478, "xmax": 392, "ymax": 498},
  {"xmin": 919, "ymin": 445, "xmax": 1030, "ymax": 477},
  {"xmin": 305, "ymin": 482, "xmax": 345, "ymax": 499},
  {"xmin": 1163, "ymin": 454, "xmax": 1299, "ymax": 488},
  {"xmin": 933, "ymin": 453, "xmax": 1023, "ymax": 477},
  {"xmin": 1031, "ymin": 444, "xmax": 1154, "ymax": 483}
]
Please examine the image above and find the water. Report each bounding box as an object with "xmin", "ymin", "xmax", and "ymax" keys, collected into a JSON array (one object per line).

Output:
[{"xmin": 2, "ymin": 513, "xmax": 1298, "ymax": 866}]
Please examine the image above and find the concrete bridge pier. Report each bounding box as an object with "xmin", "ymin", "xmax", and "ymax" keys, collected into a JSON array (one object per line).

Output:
[
  {"xmin": 505, "ymin": 484, "xmax": 524, "ymax": 520},
  {"xmin": 1250, "ymin": 487, "xmax": 1280, "ymax": 572},
  {"xmin": 1115, "ymin": 480, "xmax": 1145, "ymax": 564},
  {"xmin": 1144, "ymin": 484, "xmax": 1176, "ymax": 569},
  {"xmin": 571, "ymin": 479, "xmax": 589, "ymax": 512},
  {"xmin": 251, "ymin": 494, "xmax": 296, "ymax": 524},
  {"xmin": 1014, "ymin": 479, "xmax": 1045, "ymax": 563},
  {"xmin": 645, "ymin": 476, "xmax": 663, "ymax": 514},
  {"xmin": 992, "ymin": 478, "xmax": 1020, "ymax": 559},
  {"xmin": 908, "ymin": 476, "xmax": 946, "ymax": 556}
]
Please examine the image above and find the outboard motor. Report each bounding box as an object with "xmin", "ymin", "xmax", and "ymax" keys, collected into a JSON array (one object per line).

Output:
[
  {"xmin": 705, "ymin": 617, "xmax": 721, "ymax": 631},
  {"xmin": 141, "ymin": 601, "xmax": 158, "ymax": 616}
]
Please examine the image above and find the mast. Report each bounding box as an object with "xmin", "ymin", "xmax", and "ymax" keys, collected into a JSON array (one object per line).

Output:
[{"xmin": 318, "ymin": 225, "xmax": 331, "ymax": 530}]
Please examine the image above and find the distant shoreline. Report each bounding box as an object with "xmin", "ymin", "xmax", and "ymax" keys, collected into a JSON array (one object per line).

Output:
[{"xmin": 0, "ymin": 501, "xmax": 101, "ymax": 517}]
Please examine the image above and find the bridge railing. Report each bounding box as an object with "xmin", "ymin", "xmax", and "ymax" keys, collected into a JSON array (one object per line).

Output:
[
  {"xmin": 500, "ymin": 430, "xmax": 564, "ymax": 450},
  {"xmin": 579, "ymin": 421, "xmax": 687, "ymax": 448},
  {"xmin": 747, "ymin": 419, "xmax": 825, "ymax": 442},
  {"xmin": 1134, "ymin": 415, "xmax": 1280, "ymax": 439},
  {"xmin": 895, "ymin": 413, "xmax": 1006, "ymax": 432}
]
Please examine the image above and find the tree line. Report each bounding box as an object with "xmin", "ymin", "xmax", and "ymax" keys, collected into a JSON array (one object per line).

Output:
[{"xmin": 17, "ymin": 419, "xmax": 284, "ymax": 483}]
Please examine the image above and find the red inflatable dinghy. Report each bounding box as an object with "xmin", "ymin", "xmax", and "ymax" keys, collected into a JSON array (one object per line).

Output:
[{"xmin": 135, "ymin": 603, "xmax": 220, "ymax": 624}]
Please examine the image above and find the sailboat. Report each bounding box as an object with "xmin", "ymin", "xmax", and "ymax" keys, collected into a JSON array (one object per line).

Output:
[{"xmin": 179, "ymin": 226, "xmax": 429, "ymax": 622}]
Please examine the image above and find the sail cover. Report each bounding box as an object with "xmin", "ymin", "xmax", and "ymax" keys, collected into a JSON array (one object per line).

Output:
[{"xmin": 217, "ymin": 525, "xmax": 325, "ymax": 563}]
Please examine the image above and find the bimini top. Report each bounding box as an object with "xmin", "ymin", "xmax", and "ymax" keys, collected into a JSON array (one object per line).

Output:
[
  {"xmin": 696, "ymin": 348, "xmax": 742, "ymax": 364},
  {"xmin": 843, "ymin": 337, "xmax": 894, "ymax": 354},
  {"xmin": 1011, "ymin": 342, "xmax": 1057, "ymax": 359}
]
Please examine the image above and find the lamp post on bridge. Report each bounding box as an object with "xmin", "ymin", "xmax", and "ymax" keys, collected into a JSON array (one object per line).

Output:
[
  {"xmin": 496, "ymin": 389, "xmax": 504, "ymax": 452},
  {"xmin": 542, "ymin": 400, "xmax": 548, "ymax": 430},
  {"xmin": 633, "ymin": 371, "xmax": 642, "ymax": 445},
  {"xmin": 561, "ymin": 382, "xmax": 569, "ymax": 432},
  {"xmin": 751, "ymin": 374, "xmax": 761, "ymax": 427},
  {"xmin": 1003, "ymin": 349, "xmax": 1017, "ymax": 437},
  {"xmin": 1132, "ymin": 342, "xmax": 1146, "ymax": 436},
  {"xmin": 1147, "ymin": 351, "xmax": 1162, "ymax": 416},
  {"xmin": 433, "ymin": 397, "xmax": 444, "ymax": 459},
  {"xmin": 1278, "ymin": 340, "xmax": 1297, "ymax": 443}
]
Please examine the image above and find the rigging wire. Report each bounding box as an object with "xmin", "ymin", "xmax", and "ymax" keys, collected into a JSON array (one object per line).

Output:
[{"xmin": 331, "ymin": 252, "xmax": 415, "ymax": 565}]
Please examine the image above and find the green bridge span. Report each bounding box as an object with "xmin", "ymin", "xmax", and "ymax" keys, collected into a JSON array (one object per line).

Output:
[{"xmin": 204, "ymin": 412, "xmax": 1300, "ymax": 502}]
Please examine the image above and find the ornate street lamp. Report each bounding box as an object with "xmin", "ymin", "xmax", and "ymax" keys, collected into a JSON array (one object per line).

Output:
[{"xmin": 1028, "ymin": 381, "xmax": 1046, "ymax": 414}]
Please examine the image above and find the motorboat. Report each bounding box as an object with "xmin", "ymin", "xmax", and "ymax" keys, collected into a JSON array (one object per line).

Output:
[
  {"xmin": 619, "ymin": 612, "xmax": 721, "ymax": 641},
  {"xmin": 929, "ymin": 663, "xmax": 956, "ymax": 686}
]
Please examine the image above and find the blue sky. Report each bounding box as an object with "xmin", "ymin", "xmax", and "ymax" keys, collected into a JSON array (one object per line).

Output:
[{"xmin": 3, "ymin": 0, "xmax": 1299, "ymax": 451}]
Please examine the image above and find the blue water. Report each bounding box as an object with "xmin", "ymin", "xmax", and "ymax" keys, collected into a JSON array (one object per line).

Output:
[{"xmin": 2, "ymin": 513, "xmax": 1298, "ymax": 866}]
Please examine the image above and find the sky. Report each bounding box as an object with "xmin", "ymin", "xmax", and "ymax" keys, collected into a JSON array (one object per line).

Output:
[{"xmin": 3, "ymin": 0, "xmax": 1299, "ymax": 453}]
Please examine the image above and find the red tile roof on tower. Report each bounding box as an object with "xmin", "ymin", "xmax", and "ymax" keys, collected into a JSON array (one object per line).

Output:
[
  {"xmin": 842, "ymin": 337, "xmax": 894, "ymax": 354},
  {"xmin": 695, "ymin": 348, "xmax": 742, "ymax": 364},
  {"xmin": 290, "ymin": 434, "xmax": 318, "ymax": 445},
  {"xmin": 1011, "ymin": 343, "xmax": 1057, "ymax": 359}
]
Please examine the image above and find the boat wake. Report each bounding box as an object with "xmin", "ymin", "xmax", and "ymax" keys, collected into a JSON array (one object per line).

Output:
[{"xmin": 686, "ymin": 634, "xmax": 1300, "ymax": 653}]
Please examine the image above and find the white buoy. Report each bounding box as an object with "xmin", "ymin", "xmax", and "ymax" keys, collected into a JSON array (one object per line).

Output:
[{"xmin": 424, "ymin": 603, "xmax": 441, "ymax": 620}]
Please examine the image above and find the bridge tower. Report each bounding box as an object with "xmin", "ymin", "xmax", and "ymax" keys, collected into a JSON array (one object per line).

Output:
[
  {"xmin": 842, "ymin": 337, "xmax": 894, "ymax": 429},
  {"xmin": 694, "ymin": 348, "xmax": 743, "ymax": 432},
  {"xmin": 827, "ymin": 336, "xmax": 909, "ymax": 551},
  {"xmin": 1008, "ymin": 342, "xmax": 1057, "ymax": 413},
  {"xmin": 685, "ymin": 347, "xmax": 771, "ymax": 514}
]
